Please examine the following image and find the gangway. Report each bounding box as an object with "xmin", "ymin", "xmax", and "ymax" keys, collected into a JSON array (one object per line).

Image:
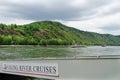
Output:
[{"xmin": 0, "ymin": 55, "xmax": 120, "ymax": 80}]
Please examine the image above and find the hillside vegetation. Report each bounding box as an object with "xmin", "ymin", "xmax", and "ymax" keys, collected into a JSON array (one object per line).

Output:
[{"xmin": 0, "ymin": 21, "xmax": 120, "ymax": 45}]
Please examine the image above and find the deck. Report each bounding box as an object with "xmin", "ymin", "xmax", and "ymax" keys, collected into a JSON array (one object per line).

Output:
[{"xmin": 0, "ymin": 55, "xmax": 120, "ymax": 80}]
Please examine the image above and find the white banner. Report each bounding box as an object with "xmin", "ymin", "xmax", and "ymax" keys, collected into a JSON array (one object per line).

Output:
[{"xmin": 2, "ymin": 62, "xmax": 58, "ymax": 77}]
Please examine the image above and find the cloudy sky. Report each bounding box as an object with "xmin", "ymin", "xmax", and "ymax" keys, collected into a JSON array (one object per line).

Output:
[{"xmin": 0, "ymin": 0, "xmax": 120, "ymax": 35}]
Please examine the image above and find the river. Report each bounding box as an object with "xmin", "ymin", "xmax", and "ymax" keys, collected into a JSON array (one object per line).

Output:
[{"xmin": 0, "ymin": 45, "xmax": 120, "ymax": 60}]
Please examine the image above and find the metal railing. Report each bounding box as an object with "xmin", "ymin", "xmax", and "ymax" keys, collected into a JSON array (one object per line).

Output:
[{"xmin": 4, "ymin": 55, "xmax": 120, "ymax": 61}]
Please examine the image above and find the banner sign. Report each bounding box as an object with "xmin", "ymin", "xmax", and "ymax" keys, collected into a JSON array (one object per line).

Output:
[{"xmin": 2, "ymin": 63, "xmax": 58, "ymax": 77}]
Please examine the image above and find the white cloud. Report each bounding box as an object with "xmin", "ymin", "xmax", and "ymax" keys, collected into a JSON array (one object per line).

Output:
[
  {"xmin": 63, "ymin": 13, "xmax": 120, "ymax": 35},
  {"xmin": 0, "ymin": 17, "xmax": 33, "ymax": 25},
  {"xmin": 0, "ymin": 0, "xmax": 120, "ymax": 35}
]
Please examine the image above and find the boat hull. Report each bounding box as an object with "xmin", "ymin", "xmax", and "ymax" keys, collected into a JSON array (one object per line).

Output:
[{"xmin": 0, "ymin": 58, "xmax": 120, "ymax": 80}]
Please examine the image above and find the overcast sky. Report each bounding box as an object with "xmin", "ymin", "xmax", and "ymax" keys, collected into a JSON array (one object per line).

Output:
[{"xmin": 0, "ymin": 0, "xmax": 120, "ymax": 35}]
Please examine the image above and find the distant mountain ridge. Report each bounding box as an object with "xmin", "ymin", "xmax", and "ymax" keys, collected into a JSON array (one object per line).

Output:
[{"xmin": 0, "ymin": 21, "xmax": 120, "ymax": 45}]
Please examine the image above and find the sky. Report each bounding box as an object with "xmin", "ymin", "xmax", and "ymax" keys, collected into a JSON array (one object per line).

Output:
[{"xmin": 0, "ymin": 0, "xmax": 120, "ymax": 35}]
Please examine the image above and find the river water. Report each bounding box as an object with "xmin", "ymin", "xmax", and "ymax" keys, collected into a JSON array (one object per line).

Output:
[{"xmin": 0, "ymin": 45, "xmax": 120, "ymax": 60}]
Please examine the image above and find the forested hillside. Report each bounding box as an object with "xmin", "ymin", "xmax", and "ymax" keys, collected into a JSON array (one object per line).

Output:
[{"xmin": 0, "ymin": 21, "xmax": 120, "ymax": 45}]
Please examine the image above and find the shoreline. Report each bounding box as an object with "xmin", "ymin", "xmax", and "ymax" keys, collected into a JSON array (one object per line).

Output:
[{"xmin": 0, "ymin": 45, "xmax": 120, "ymax": 46}]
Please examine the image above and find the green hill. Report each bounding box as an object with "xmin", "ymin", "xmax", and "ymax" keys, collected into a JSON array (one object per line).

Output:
[{"xmin": 0, "ymin": 21, "xmax": 120, "ymax": 45}]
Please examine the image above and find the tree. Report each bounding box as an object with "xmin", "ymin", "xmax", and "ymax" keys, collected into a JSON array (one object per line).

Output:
[{"xmin": 2, "ymin": 35, "xmax": 12, "ymax": 44}]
